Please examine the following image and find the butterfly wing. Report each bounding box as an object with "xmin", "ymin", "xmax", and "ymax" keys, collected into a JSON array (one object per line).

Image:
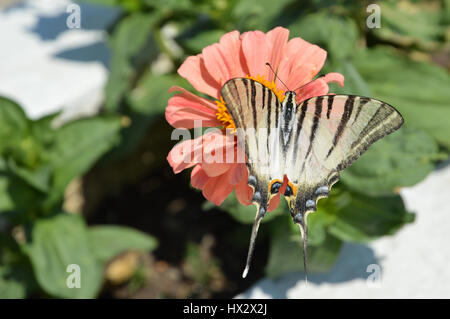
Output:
[
  {"xmin": 221, "ymin": 77, "xmax": 284, "ymax": 277},
  {"xmin": 221, "ymin": 77, "xmax": 284, "ymax": 210},
  {"xmin": 285, "ymin": 94, "xmax": 404, "ymax": 222},
  {"xmin": 282, "ymin": 94, "xmax": 403, "ymax": 278}
]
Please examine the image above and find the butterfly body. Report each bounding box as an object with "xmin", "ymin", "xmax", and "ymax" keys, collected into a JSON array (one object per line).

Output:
[{"xmin": 220, "ymin": 77, "xmax": 404, "ymax": 279}]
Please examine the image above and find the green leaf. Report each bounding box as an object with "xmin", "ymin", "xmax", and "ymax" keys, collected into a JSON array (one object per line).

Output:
[
  {"xmin": 104, "ymin": 73, "xmax": 188, "ymax": 160},
  {"xmin": 0, "ymin": 175, "xmax": 14, "ymax": 212},
  {"xmin": 289, "ymin": 11, "xmax": 359, "ymax": 61},
  {"xmin": 341, "ymin": 128, "xmax": 439, "ymax": 195},
  {"xmin": 105, "ymin": 13, "xmax": 160, "ymax": 112},
  {"xmin": 24, "ymin": 213, "xmax": 103, "ymax": 298},
  {"xmin": 352, "ymin": 47, "xmax": 450, "ymax": 149},
  {"xmin": 326, "ymin": 191, "xmax": 415, "ymax": 243},
  {"xmin": 232, "ymin": 0, "xmax": 297, "ymax": 30},
  {"xmin": 46, "ymin": 117, "xmax": 121, "ymax": 206},
  {"xmin": 178, "ymin": 29, "xmax": 224, "ymax": 53},
  {"xmin": 217, "ymin": 192, "xmax": 287, "ymax": 224},
  {"xmin": 0, "ymin": 173, "xmax": 44, "ymax": 218},
  {"xmin": 128, "ymin": 73, "xmax": 188, "ymax": 115},
  {"xmin": 329, "ymin": 59, "xmax": 371, "ymax": 96},
  {"xmin": 6, "ymin": 159, "xmax": 51, "ymax": 193},
  {"xmin": 88, "ymin": 225, "xmax": 158, "ymax": 263},
  {"xmin": 265, "ymin": 217, "xmax": 342, "ymax": 278},
  {"xmin": 0, "ymin": 266, "xmax": 27, "ymax": 298},
  {"xmin": 300, "ymin": 209, "xmax": 333, "ymax": 247},
  {"xmin": 373, "ymin": 0, "xmax": 445, "ymax": 50},
  {"xmin": 0, "ymin": 97, "xmax": 29, "ymax": 154}
]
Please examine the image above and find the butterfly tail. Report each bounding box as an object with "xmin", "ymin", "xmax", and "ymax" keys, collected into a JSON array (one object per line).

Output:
[
  {"xmin": 297, "ymin": 219, "xmax": 308, "ymax": 284},
  {"xmin": 242, "ymin": 204, "xmax": 266, "ymax": 278}
]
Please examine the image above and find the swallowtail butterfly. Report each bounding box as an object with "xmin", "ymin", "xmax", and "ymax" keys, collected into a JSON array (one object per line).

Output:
[{"xmin": 220, "ymin": 75, "xmax": 404, "ymax": 280}]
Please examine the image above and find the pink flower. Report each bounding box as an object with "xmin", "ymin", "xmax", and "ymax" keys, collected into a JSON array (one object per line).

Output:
[{"xmin": 166, "ymin": 27, "xmax": 344, "ymax": 208}]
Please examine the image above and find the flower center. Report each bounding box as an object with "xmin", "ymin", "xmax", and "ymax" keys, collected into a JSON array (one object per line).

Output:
[{"xmin": 215, "ymin": 75, "xmax": 285, "ymax": 130}]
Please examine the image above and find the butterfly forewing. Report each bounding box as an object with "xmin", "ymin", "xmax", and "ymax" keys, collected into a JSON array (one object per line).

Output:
[{"xmin": 221, "ymin": 78, "xmax": 284, "ymax": 209}]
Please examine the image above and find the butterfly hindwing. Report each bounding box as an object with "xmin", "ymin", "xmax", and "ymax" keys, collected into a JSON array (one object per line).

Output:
[{"xmin": 284, "ymin": 95, "xmax": 404, "ymax": 219}]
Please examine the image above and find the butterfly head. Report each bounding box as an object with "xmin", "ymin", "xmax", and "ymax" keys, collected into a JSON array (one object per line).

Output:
[{"xmin": 283, "ymin": 91, "xmax": 297, "ymax": 104}]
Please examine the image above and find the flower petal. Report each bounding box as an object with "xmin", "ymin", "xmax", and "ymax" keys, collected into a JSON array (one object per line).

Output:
[
  {"xmin": 178, "ymin": 55, "xmax": 221, "ymax": 99},
  {"xmin": 219, "ymin": 30, "xmax": 248, "ymax": 77},
  {"xmin": 296, "ymin": 72, "xmax": 344, "ymax": 103},
  {"xmin": 167, "ymin": 129, "xmax": 226, "ymax": 174},
  {"xmin": 201, "ymin": 129, "xmax": 237, "ymax": 170},
  {"xmin": 266, "ymin": 27, "xmax": 290, "ymax": 81},
  {"xmin": 323, "ymin": 72, "xmax": 345, "ymax": 87},
  {"xmin": 235, "ymin": 177, "xmax": 253, "ymax": 206},
  {"xmin": 228, "ymin": 163, "xmax": 247, "ymax": 185},
  {"xmin": 241, "ymin": 30, "xmax": 272, "ymax": 78},
  {"xmin": 202, "ymin": 173, "xmax": 235, "ymax": 206},
  {"xmin": 202, "ymin": 31, "xmax": 248, "ymax": 85},
  {"xmin": 278, "ymin": 38, "xmax": 327, "ymax": 90},
  {"xmin": 167, "ymin": 136, "xmax": 203, "ymax": 174},
  {"xmin": 191, "ymin": 165, "xmax": 210, "ymax": 189},
  {"xmin": 202, "ymin": 162, "xmax": 234, "ymax": 177},
  {"xmin": 166, "ymin": 86, "xmax": 220, "ymax": 129}
]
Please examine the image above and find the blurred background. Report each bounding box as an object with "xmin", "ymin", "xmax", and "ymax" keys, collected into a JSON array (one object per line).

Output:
[{"xmin": 0, "ymin": 0, "xmax": 449, "ymax": 299}]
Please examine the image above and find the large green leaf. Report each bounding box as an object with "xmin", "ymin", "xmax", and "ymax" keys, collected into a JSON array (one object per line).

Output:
[
  {"xmin": 352, "ymin": 47, "xmax": 450, "ymax": 149},
  {"xmin": 265, "ymin": 217, "xmax": 342, "ymax": 278},
  {"xmin": 88, "ymin": 225, "xmax": 158, "ymax": 263},
  {"xmin": 104, "ymin": 73, "xmax": 188, "ymax": 161},
  {"xmin": 0, "ymin": 234, "xmax": 38, "ymax": 299},
  {"xmin": 325, "ymin": 190, "xmax": 415, "ymax": 243},
  {"xmin": 0, "ymin": 265, "xmax": 27, "ymax": 299},
  {"xmin": 0, "ymin": 97, "xmax": 31, "ymax": 163},
  {"xmin": 177, "ymin": 29, "xmax": 224, "ymax": 54},
  {"xmin": 128, "ymin": 73, "xmax": 188, "ymax": 115},
  {"xmin": 0, "ymin": 173, "xmax": 44, "ymax": 219},
  {"xmin": 373, "ymin": 0, "xmax": 446, "ymax": 50},
  {"xmin": 46, "ymin": 117, "xmax": 121, "ymax": 205},
  {"xmin": 232, "ymin": 0, "xmax": 297, "ymax": 31},
  {"xmin": 341, "ymin": 128, "xmax": 440, "ymax": 195},
  {"xmin": 0, "ymin": 175, "xmax": 14, "ymax": 212},
  {"xmin": 0, "ymin": 97, "xmax": 29, "ymax": 155},
  {"xmin": 6, "ymin": 159, "xmax": 51, "ymax": 194},
  {"xmin": 289, "ymin": 11, "xmax": 359, "ymax": 62},
  {"xmin": 24, "ymin": 213, "xmax": 103, "ymax": 298},
  {"xmin": 105, "ymin": 13, "xmax": 160, "ymax": 112}
]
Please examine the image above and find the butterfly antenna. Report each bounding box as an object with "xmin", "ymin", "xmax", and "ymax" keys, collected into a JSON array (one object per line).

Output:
[
  {"xmin": 265, "ymin": 62, "xmax": 290, "ymax": 91},
  {"xmin": 293, "ymin": 73, "xmax": 325, "ymax": 93},
  {"xmin": 242, "ymin": 206, "xmax": 265, "ymax": 278}
]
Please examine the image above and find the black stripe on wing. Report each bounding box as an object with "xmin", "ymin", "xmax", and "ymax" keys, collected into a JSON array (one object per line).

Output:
[{"xmin": 326, "ymin": 95, "xmax": 355, "ymax": 158}]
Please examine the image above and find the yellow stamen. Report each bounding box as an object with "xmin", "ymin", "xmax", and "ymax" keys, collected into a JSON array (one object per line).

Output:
[
  {"xmin": 215, "ymin": 96, "xmax": 236, "ymax": 130},
  {"xmin": 215, "ymin": 75, "xmax": 285, "ymax": 130},
  {"xmin": 246, "ymin": 74, "xmax": 285, "ymax": 102}
]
